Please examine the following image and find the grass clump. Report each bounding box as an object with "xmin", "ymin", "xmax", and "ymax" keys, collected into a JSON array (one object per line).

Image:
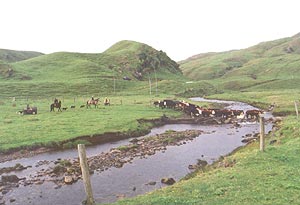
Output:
[
  {"xmin": 62, "ymin": 140, "xmax": 92, "ymax": 149},
  {"xmin": 117, "ymin": 144, "xmax": 139, "ymax": 152}
]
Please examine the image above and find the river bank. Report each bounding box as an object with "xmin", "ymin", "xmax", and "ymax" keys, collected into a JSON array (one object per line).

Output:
[
  {"xmin": 109, "ymin": 117, "xmax": 293, "ymax": 205},
  {"xmin": 0, "ymin": 98, "xmax": 275, "ymax": 205},
  {"xmin": 0, "ymin": 115, "xmax": 234, "ymax": 164}
]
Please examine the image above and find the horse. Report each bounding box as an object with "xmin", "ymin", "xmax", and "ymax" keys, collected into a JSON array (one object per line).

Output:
[
  {"xmin": 50, "ymin": 100, "xmax": 62, "ymax": 112},
  {"xmin": 86, "ymin": 98, "xmax": 99, "ymax": 108},
  {"xmin": 104, "ymin": 98, "xmax": 110, "ymax": 106}
]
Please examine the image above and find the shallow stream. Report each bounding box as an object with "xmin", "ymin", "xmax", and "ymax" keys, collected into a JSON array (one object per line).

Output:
[{"xmin": 0, "ymin": 98, "xmax": 273, "ymax": 205}]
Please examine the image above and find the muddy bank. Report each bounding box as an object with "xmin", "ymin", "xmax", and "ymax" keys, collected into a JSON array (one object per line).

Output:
[{"xmin": 0, "ymin": 115, "xmax": 228, "ymax": 163}]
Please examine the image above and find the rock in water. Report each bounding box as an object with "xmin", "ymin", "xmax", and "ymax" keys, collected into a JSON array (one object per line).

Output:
[
  {"xmin": 161, "ymin": 177, "xmax": 176, "ymax": 185},
  {"xmin": 197, "ymin": 159, "xmax": 208, "ymax": 167},
  {"xmin": 64, "ymin": 176, "xmax": 73, "ymax": 184},
  {"xmin": 1, "ymin": 175, "xmax": 20, "ymax": 183}
]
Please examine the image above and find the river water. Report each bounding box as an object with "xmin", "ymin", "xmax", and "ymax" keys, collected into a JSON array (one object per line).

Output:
[{"xmin": 0, "ymin": 98, "xmax": 273, "ymax": 205}]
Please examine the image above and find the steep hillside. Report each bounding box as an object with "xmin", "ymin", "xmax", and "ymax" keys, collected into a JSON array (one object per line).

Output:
[
  {"xmin": 0, "ymin": 41, "xmax": 196, "ymax": 97},
  {"xmin": 7, "ymin": 40, "xmax": 182, "ymax": 82},
  {"xmin": 0, "ymin": 48, "xmax": 44, "ymax": 63},
  {"xmin": 103, "ymin": 40, "xmax": 182, "ymax": 80},
  {"xmin": 180, "ymin": 33, "xmax": 300, "ymax": 91}
]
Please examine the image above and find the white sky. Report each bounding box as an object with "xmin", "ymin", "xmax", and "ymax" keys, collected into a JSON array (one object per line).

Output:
[{"xmin": 1, "ymin": 0, "xmax": 299, "ymax": 61}]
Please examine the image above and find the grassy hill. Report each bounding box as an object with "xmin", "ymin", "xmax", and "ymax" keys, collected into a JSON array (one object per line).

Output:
[
  {"xmin": 0, "ymin": 41, "xmax": 209, "ymax": 98},
  {"xmin": 106, "ymin": 34, "xmax": 300, "ymax": 205},
  {"xmin": 0, "ymin": 48, "xmax": 43, "ymax": 63},
  {"xmin": 180, "ymin": 33, "xmax": 300, "ymax": 91}
]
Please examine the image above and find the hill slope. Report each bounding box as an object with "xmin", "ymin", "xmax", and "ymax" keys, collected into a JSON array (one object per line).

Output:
[
  {"xmin": 0, "ymin": 48, "xmax": 44, "ymax": 63},
  {"xmin": 180, "ymin": 33, "xmax": 300, "ymax": 91},
  {"xmin": 6, "ymin": 40, "xmax": 181, "ymax": 82},
  {"xmin": 0, "ymin": 41, "xmax": 198, "ymax": 97}
]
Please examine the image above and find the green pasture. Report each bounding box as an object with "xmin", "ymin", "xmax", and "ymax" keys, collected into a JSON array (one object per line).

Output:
[{"xmin": 0, "ymin": 95, "xmax": 184, "ymax": 152}]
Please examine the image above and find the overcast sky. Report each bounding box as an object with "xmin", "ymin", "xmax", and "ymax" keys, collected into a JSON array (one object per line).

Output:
[{"xmin": 1, "ymin": 0, "xmax": 299, "ymax": 61}]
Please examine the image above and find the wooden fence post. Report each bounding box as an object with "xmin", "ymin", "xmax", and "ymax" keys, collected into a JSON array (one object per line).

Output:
[
  {"xmin": 295, "ymin": 101, "xmax": 299, "ymax": 120},
  {"xmin": 78, "ymin": 144, "xmax": 94, "ymax": 205},
  {"xmin": 260, "ymin": 116, "xmax": 265, "ymax": 152}
]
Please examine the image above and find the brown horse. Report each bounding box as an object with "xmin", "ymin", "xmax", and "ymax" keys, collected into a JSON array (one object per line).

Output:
[
  {"xmin": 50, "ymin": 100, "xmax": 62, "ymax": 112},
  {"xmin": 86, "ymin": 98, "xmax": 99, "ymax": 108}
]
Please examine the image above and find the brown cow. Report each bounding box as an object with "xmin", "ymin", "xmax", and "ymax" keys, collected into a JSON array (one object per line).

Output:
[
  {"xmin": 246, "ymin": 110, "xmax": 263, "ymax": 119},
  {"xmin": 211, "ymin": 109, "xmax": 233, "ymax": 118}
]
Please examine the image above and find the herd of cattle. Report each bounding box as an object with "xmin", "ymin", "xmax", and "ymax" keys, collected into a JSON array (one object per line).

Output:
[
  {"xmin": 16, "ymin": 98, "xmax": 264, "ymax": 119},
  {"xmin": 153, "ymin": 99, "xmax": 264, "ymax": 120}
]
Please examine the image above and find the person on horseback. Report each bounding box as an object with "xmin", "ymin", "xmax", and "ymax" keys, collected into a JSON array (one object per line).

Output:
[
  {"xmin": 104, "ymin": 97, "xmax": 110, "ymax": 106},
  {"xmin": 86, "ymin": 97, "xmax": 99, "ymax": 108},
  {"xmin": 26, "ymin": 104, "xmax": 32, "ymax": 111},
  {"xmin": 50, "ymin": 100, "xmax": 62, "ymax": 112}
]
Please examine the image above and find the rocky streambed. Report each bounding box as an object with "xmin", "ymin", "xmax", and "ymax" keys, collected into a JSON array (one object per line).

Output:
[{"xmin": 0, "ymin": 129, "xmax": 206, "ymax": 201}]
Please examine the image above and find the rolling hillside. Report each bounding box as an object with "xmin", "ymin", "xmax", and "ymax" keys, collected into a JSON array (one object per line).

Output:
[
  {"xmin": 0, "ymin": 41, "xmax": 205, "ymax": 97},
  {"xmin": 0, "ymin": 48, "xmax": 43, "ymax": 63},
  {"xmin": 180, "ymin": 32, "xmax": 300, "ymax": 91}
]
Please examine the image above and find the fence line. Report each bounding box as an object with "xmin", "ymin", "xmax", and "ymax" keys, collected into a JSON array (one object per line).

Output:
[
  {"xmin": 259, "ymin": 116, "xmax": 265, "ymax": 152},
  {"xmin": 295, "ymin": 100, "xmax": 299, "ymax": 120}
]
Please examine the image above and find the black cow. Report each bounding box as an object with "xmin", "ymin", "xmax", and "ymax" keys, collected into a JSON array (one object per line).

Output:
[
  {"xmin": 232, "ymin": 110, "xmax": 244, "ymax": 119},
  {"xmin": 212, "ymin": 109, "xmax": 233, "ymax": 118},
  {"xmin": 153, "ymin": 100, "xmax": 166, "ymax": 109},
  {"xmin": 154, "ymin": 100, "xmax": 177, "ymax": 109},
  {"xmin": 163, "ymin": 100, "xmax": 177, "ymax": 109},
  {"xmin": 183, "ymin": 105, "xmax": 200, "ymax": 117}
]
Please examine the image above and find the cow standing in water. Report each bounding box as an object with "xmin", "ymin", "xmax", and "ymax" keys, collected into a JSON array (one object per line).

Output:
[{"xmin": 246, "ymin": 109, "xmax": 264, "ymax": 119}]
